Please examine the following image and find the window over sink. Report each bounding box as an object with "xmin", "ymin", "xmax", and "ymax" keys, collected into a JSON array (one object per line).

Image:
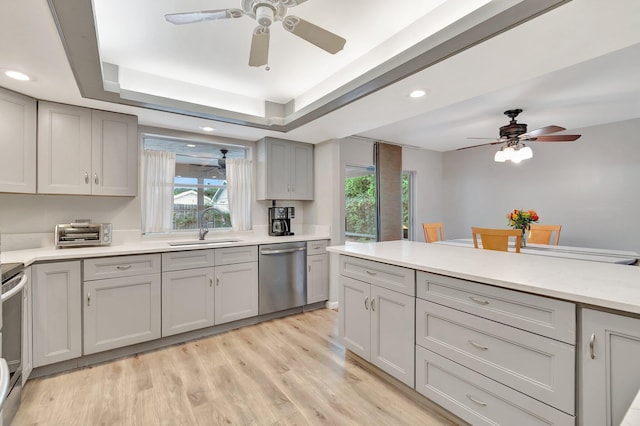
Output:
[{"xmin": 142, "ymin": 134, "xmax": 247, "ymax": 234}]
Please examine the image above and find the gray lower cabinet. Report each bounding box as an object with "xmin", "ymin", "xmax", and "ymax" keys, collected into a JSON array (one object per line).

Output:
[
  {"xmin": 22, "ymin": 267, "xmax": 33, "ymax": 382},
  {"xmin": 32, "ymin": 261, "xmax": 82, "ymax": 367},
  {"xmin": 214, "ymin": 262, "xmax": 258, "ymax": 325},
  {"xmin": 307, "ymin": 240, "xmax": 329, "ymax": 304},
  {"xmin": 580, "ymin": 308, "xmax": 640, "ymax": 426},
  {"xmin": 161, "ymin": 247, "xmax": 258, "ymax": 335},
  {"xmin": 83, "ymin": 255, "xmax": 161, "ymax": 355},
  {"xmin": 162, "ymin": 267, "xmax": 215, "ymax": 337},
  {"xmin": 339, "ymin": 273, "xmax": 415, "ymax": 387}
]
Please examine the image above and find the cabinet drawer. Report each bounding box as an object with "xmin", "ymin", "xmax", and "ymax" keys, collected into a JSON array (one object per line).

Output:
[
  {"xmin": 340, "ymin": 255, "xmax": 415, "ymax": 296},
  {"xmin": 162, "ymin": 249, "xmax": 215, "ymax": 271},
  {"xmin": 416, "ymin": 271, "xmax": 575, "ymax": 344},
  {"xmin": 416, "ymin": 346, "xmax": 574, "ymax": 426},
  {"xmin": 84, "ymin": 254, "xmax": 161, "ymax": 280},
  {"xmin": 416, "ymin": 299, "xmax": 575, "ymax": 414},
  {"xmin": 307, "ymin": 240, "xmax": 328, "ymax": 255},
  {"xmin": 215, "ymin": 246, "xmax": 258, "ymax": 265}
]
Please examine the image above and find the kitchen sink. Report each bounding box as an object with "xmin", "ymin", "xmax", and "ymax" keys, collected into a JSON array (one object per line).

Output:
[{"xmin": 168, "ymin": 239, "xmax": 241, "ymax": 247}]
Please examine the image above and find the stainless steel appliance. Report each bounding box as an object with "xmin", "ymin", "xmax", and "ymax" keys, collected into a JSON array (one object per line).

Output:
[
  {"xmin": 258, "ymin": 242, "xmax": 306, "ymax": 314},
  {"xmin": 55, "ymin": 221, "xmax": 112, "ymax": 248},
  {"xmin": 1, "ymin": 262, "xmax": 26, "ymax": 424},
  {"xmin": 268, "ymin": 206, "xmax": 295, "ymax": 236}
]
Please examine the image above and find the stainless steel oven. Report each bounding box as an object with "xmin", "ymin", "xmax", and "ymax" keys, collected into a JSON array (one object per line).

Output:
[{"xmin": 1, "ymin": 262, "xmax": 26, "ymax": 424}]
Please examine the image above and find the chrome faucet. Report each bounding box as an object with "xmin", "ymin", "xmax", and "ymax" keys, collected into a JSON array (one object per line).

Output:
[{"xmin": 198, "ymin": 206, "xmax": 217, "ymax": 240}]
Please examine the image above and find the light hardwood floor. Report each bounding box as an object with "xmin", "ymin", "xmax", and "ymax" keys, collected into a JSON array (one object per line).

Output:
[{"xmin": 13, "ymin": 309, "xmax": 457, "ymax": 425}]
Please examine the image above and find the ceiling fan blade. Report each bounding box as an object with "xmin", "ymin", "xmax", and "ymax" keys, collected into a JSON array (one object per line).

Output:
[
  {"xmin": 282, "ymin": 16, "xmax": 346, "ymax": 54},
  {"xmin": 249, "ymin": 27, "xmax": 270, "ymax": 67},
  {"xmin": 277, "ymin": 0, "xmax": 310, "ymax": 6},
  {"xmin": 523, "ymin": 125, "xmax": 565, "ymax": 138},
  {"xmin": 530, "ymin": 134, "xmax": 582, "ymax": 142},
  {"xmin": 165, "ymin": 9, "xmax": 243, "ymax": 25},
  {"xmin": 457, "ymin": 141, "xmax": 504, "ymax": 151},
  {"xmin": 467, "ymin": 137, "xmax": 500, "ymax": 140}
]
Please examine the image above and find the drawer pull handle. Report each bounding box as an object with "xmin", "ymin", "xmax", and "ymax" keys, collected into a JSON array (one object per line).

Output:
[
  {"xmin": 589, "ymin": 333, "xmax": 596, "ymax": 359},
  {"xmin": 364, "ymin": 296, "xmax": 369, "ymax": 310},
  {"xmin": 94, "ymin": 173, "xmax": 99, "ymax": 185},
  {"xmin": 216, "ymin": 276, "xmax": 220, "ymax": 287},
  {"xmin": 84, "ymin": 172, "xmax": 89, "ymax": 184},
  {"xmin": 209, "ymin": 276, "xmax": 213, "ymax": 287},
  {"xmin": 469, "ymin": 296, "xmax": 489, "ymax": 305},
  {"xmin": 87, "ymin": 292, "xmax": 91, "ymax": 306},
  {"xmin": 365, "ymin": 270, "xmax": 377, "ymax": 276},
  {"xmin": 466, "ymin": 394, "xmax": 487, "ymax": 407},
  {"xmin": 371, "ymin": 297, "xmax": 376, "ymax": 311},
  {"xmin": 116, "ymin": 265, "xmax": 132, "ymax": 270},
  {"xmin": 468, "ymin": 340, "xmax": 489, "ymax": 351},
  {"xmin": 313, "ymin": 246, "xmax": 322, "ymax": 250}
]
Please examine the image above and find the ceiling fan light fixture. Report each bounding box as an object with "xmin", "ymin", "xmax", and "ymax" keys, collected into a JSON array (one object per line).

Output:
[
  {"xmin": 519, "ymin": 145, "xmax": 533, "ymax": 160},
  {"xmin": 494, "ymin": 149, "xmax": 506, "ymax": 162},
  {"xmin": 255, "ymin": 4, "xmax": 275, "ymax": 26}
]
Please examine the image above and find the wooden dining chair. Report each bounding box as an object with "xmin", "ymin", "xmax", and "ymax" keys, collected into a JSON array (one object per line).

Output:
[
  {"xmin": 471, "ymin": 227, "xmax": 522, "ymax": 253},
  {"xmin": 528, "ymin": 224, "xmax": 562, "ymax": 245},
  {"xmin": 423, "ymin": 223, "xmax": 444, "ymax": 243}
]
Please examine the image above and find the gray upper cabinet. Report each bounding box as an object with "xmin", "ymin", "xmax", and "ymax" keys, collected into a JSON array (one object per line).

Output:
[
  {"xmin": 256, "ymin": 137, "xmax": 313, "ymax": 200},
  {"xmin": 0, "ymin": 88, "xmax": 37, "ymax": 193},
  {"xmin": 37, "ymin": 101, "xmax": 138, "ymax": 196}
]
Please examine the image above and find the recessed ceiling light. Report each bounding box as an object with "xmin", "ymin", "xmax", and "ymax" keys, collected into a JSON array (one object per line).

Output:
[
  {"xmin": 200, "ymin": 126, "xmax": 215, "ymax": 132},
  {"xmin": 409, "ymin": 89, "xmax": 427, "ymax": 98},
  {"xmin": 187, "ymin": 144, "xmax": 196, "ymax": 148},
  {"xmin": 5, "ymin": 70, "xmax": 30, "ymax": 81}
]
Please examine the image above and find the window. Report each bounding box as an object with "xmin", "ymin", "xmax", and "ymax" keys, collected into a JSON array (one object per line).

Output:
[
  {"xmin": 143, "ymin": 134, "xmax": 246, "ymax": 232},
  {"xmin": 402, "ymin": 171, "xmax": 414, "ymax": 240},
  {"xmin": 344, "ymin": 165, "xmax": 377, "ymax": 243}
]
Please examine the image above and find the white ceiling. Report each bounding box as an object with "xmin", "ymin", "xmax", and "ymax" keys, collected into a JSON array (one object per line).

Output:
[{"xmin": 1, "ymin": 0, "xmax": 639, "ymax": 152}]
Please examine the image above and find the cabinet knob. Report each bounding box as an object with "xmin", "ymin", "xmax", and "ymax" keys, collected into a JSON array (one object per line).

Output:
[
  {"xmin": 364, "ymin": 296, "xmax": 369, "ymax": 310},
  {"xmin": 216, "ymin": 276, "xmax": 220, "ymax": 287},
  {"xmin": 94, "ymin": 173, "xmax": 99, "ymax": 185},
  {"xmin": 370, "ymin": 297, "xmax": 376, "ymax": 311},
  {"xmin": 589, "ymin": 333, "xmax": 596, "ymax": 359},
  {"xmin": 87, "ymin": 292, "xmax": 91, "ymax": 306},
  {"xmin": 84, "ymin": 172, "xmax": 89, "ymax": 184},
  {"xmin": 209, "ymin": 276, "xmax": 213, "ymax": 287}
]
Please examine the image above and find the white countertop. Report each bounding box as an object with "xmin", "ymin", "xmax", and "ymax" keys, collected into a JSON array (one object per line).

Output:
[
  {"xmin": 0, "ymin": 233, "xmax": 330, "ymax": 267},
  {"xmin": 327, "ymin": 241, "xmax": 640, "ymax": 315}
]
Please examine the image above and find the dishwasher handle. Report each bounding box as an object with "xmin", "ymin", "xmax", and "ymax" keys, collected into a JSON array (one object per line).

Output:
[{"xmin": 260, "ymin": 247, "xmax": 306, "ymax": 255}]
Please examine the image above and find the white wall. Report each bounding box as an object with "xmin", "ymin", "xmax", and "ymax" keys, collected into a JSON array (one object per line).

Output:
[
  {"xmin": 402, "ymin": 147, "xmax": 444, "ymax": 242},
  {"xmin": 442, "ymin": 118, "xmax": 640, "ymax": 252}
]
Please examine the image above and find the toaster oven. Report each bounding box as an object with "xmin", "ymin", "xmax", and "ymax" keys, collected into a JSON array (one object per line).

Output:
[{"xmin": 55, "ymin": 222, "xmax": 112, "ymax": 248}]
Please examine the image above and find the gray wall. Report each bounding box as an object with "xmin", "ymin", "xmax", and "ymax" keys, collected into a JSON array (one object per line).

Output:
[{"xmin": 442, "ymin": 118, "xmax": 640, "ymax": 252}]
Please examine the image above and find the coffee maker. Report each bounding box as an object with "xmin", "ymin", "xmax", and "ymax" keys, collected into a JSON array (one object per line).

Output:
[{"xmin": 269, "ymin": 206, "xmax": 295, "ymax": 236}]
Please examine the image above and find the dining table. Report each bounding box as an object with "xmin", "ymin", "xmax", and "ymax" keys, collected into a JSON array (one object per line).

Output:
[{"xmin": 434, "ymin": 239, "xmax": 639, "ymax": 265}]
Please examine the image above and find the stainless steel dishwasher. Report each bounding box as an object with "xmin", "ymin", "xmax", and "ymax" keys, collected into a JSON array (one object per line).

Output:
[{"xmin": 259, "ymin": 242, "xmax": 307, "ymax": 315}]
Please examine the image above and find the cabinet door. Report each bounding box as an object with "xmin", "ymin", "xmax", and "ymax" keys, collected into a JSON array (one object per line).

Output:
[
  {"xmin": 264, "ymin": 139, "xmax": 290, "ymax": 200},
  {"xmin": 162, "ymin": 267, "xmax": 215, "ymax": 337},
  {"xmin": 338, "ymin": 276, "xmax": 370, "ymax": 360},
  {"xmin": 91, "ymin": 110, "xmax": 138, "ymax": 196},
  {"xmin": 370, "ymin": 285, "xmax": 415, "ymax": 387},
  {"xmin": 0, "ymin": 88, "xmax": 36, "ymax": 193},
  {"xmin": 22, "ymin": 267, "xmax": 33, "ymax": 383},
  {"xmin": 580, "ymin": 309, "xmax": 640, "ymax": 426},
  {"xmin": 83, "ymin": 273, "xmax": 161, "ymax": 355},
  {"xmin": 307, "ymin": 253, "xmax": 329, "ymax": 304},
  {"xmin": 215, "ymin": 262, "xmax": 258, "ymax": 325},
  {"xmin": 37, "ymin": 101, "xmax": 92, "ymax": 194},
  {"xmin": 289, "ymin": 142, "xmax": 313, "ymax": 200},
  {"xmin": 32, "ymin": 261, "xmax": 82, "ymax": 367}
]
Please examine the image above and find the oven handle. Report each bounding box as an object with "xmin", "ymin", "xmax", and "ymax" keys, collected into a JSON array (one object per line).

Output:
[
  {"xmin": 0, "ymin": 358, "xmax": 9, "ymax": 411},
  {"xmin": 1, "ymin": 274, "xmax": 27, "ymax": 302}
]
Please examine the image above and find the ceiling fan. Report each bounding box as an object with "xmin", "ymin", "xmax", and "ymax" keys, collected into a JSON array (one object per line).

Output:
[
  {"xmin": 460, "ymin": 109, "xmax": 582, "ymax": 163},
  {"xmin": 165, "ymin": 0, "xmax": 347, "ymax": 67}
]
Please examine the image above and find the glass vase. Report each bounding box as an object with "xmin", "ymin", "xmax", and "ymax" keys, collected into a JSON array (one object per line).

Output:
[{"xmin": 521, "ymin": 228, "xmax": 527, "ymax": 248}]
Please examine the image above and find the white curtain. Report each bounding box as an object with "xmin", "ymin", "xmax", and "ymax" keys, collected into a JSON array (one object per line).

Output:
[
  {"xmin": 141, "ymin": 149, "xmax": 176, "ymax": 233},
  {"xmin": 226, "ymin": 158, "xmax": 253, "ymax": 231}
]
